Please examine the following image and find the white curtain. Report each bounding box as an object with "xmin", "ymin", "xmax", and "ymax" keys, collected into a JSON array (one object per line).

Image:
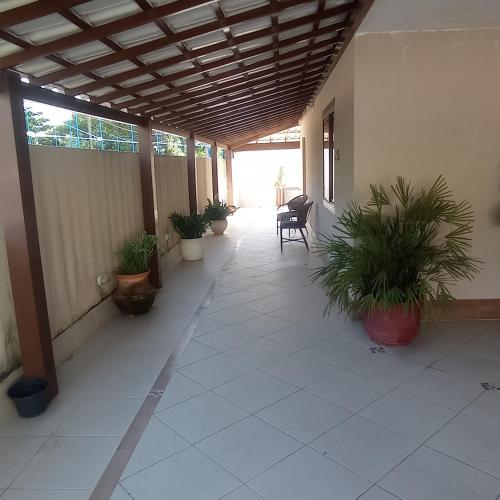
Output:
[{"xmin": 196, "ymin": 157, "xmax": 213, "ymax": 212}]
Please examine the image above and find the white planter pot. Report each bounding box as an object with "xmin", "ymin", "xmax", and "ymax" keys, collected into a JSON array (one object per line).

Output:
[
  {"xmin": 210, "ymin": 219, "xmax": 228, "ymax": 235},
  {"xmin": 180, "ymin": 238, "xmax": 204, "ymax": 261}
]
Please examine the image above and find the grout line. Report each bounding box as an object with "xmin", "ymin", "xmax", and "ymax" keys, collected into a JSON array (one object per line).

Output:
[{"xmin": 89, "ymin": 227, "xmax": 249, "ymax": 500}]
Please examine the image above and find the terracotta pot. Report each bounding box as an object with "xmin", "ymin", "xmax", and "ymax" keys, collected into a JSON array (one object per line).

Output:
[
  {"xmin": 113, "ymin": 270, "xmax": 156, "ymax": 315},
  {"xmin": 180, "ymin": 238, "xmax": 204, "ymax": 261},
  {"xmin": 210, "ymin": 219, "xmax": 228, "ymax": 235},
  {"xmin": 363, "ymin": 304, "xmax": 421, "ymax": 347}
]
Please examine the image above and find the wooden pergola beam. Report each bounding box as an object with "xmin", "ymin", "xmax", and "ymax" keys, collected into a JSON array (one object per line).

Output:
[
  {"xmin": 166, "ymin": 81, "xmax": 318, "ymax": 127},
  {"xmin": 113, "ymin": 42, "xmax": 334, "ymax": 110},
  {"xmin": 0, "ymin": 0, "xmax": 218, "ymax": 70},
  {"xmin": 0, "ymin": 0, "xmax": 89, "ymax": 30},
  {"xmin": 0, "ymin": 71, "xmax": 58, "ymax": 398},
  {"xmin": 135, "ymin": 54, "xmax": 329, "ymax": 115},
  {"xmin": 28, "ymin": 0, "xmax": 331, "ymax": 87},
  {"xmin": 64, "ymin": 9, "xmax": 348, "ymax": 96},
  {"xmin": 211, "ymin": 142, "xmax": 219, "ymax": 200},
  {"xmin": 95, "ymin": 27, "xmax": 340, "ymax": 105},
  {"xmin": 149, "ymin": 69, "xmax": 323, "ymax": 120},
  {"xmin": 187, "ymin": 134, "xmax": 197, "ymax": 213}
]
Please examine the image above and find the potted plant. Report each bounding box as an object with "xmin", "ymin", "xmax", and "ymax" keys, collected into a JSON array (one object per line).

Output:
[
  {"xmin": 313, "ymin": 176, "xmax": 480, "ymax": 346},
  {"xmin": 8, "ymin": 377, "xmax": 48, "ymax": 418},
  {"xmin": 170, "ymin": 212, "xmax": 209, "ymax": 261},
  {"xmin": 113, "ymin": 232, "xmax": 158, "ymax": 315},
  {"xmin": 204, "ymin": 198, "xmax": 235, "ymax": 235}
]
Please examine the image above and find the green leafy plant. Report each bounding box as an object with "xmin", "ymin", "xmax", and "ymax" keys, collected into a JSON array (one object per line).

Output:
[
  {"xmin": 313, "ymin": 176, "xmax": 481, "ymax": 316},
  {"xmin": 203, "ymin": 199, "xmax": 236, "ymax": 220},
  {"xmin": 116, "ymin": 232, "xmax": 158, "ymax": 275},
  {"xmin": 170, "ymin": 213, "xmax": 209, "ymax": 239}
]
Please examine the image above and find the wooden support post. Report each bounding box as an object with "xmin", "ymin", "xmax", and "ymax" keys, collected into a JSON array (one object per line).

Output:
[
  {"xmin": 226, "ymin": 149, "xmax": 234, "ymax": 205},
  {"xmin": 0, "ymin": 71, "xmax": 58, "ymax": 399},
  {"xmin": 211, "ymin": 141, "xmax": 219, "ymax": 200},
  {"xmin": 187, "ymin": 133, "xmax": 197, "ymax": 213},
  {"xmin": 138, "ymin": 119, "xmax": 162, "ymax": 288}
]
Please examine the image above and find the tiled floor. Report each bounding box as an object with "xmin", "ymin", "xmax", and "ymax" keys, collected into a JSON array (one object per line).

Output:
[{"xmin": 2, "ymin": 209, "xmax": 500, "ymax": 499}]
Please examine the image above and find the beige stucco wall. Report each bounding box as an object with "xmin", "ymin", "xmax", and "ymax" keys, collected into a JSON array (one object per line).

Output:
[
  {"xmin": 30, "ymin": 146, "xmax": 144, "ymax": 336},
  {"xmin": 0, "ymin": 225, "xmax": 20, "ymax": 378},
  {"xmin": 155, "ymin": 155, "xmax": 189, "ymax": 250},
  {"xmin": 301, "ymin": 27, "xmax": 500, "ymax": 299},
  {"xmin": 196, "ymin": 157, "xmax": 213, "ymax": 211},
  {"xmin": 300, "ymin": 43, "xmax": 355, "ymax": 232}
]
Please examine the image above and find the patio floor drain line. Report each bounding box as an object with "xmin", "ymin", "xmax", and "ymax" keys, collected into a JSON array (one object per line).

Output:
[{"xmin": 89, "ymin": 231, "xmax": 247, "ymax": 500}]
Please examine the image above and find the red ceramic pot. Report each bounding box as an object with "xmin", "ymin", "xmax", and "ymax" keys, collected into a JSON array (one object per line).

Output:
[{"xmin": 363, "ymin": 304, "xmax": 421, "ymax": 347}]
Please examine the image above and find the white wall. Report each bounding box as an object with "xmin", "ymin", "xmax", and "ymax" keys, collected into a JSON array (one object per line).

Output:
[
  {"xmin": 233, "ymin": 149, "xmax": 302, "ymax": 207},
  {"xmin": 300, "ymin": 28, "xmax": 500, "ymax": 299},
  {"xmin": 196, "ymin": 157, "xmax": 213, "ymax": 212}
]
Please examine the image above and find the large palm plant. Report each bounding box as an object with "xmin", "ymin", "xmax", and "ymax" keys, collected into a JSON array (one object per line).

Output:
[{"xmin": 313, "ymin": 176, "xmax": 480, "ymax": 315}]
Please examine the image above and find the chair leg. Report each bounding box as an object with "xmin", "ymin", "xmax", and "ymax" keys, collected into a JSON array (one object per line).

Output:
[
  {"xmin": 299, "ymin": 228, "xmax": 309, "ymax": 251},
  {"xmin": 280, "ymin": 227, "xmax": 283, "ymax": 252},
  {"xmin": 276, "ymin": 219, "xmax": 278, "ymax": 234}
]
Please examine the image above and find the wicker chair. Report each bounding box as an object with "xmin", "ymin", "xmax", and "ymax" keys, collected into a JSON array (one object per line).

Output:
[
  {"xmin": 280, "ymin": 201, "xmax": 313, "ymax": 252},
  {"xmin": 276, "ymin": 194, "xmax": 308, "ymax": 234}
]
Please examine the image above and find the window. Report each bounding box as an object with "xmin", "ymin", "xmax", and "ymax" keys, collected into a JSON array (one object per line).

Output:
[{"xmin": 322, "ymin": 99, "xmax": 335, "ymax": 204}]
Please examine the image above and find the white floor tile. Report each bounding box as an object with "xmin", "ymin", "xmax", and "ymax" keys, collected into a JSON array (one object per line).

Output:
[
  {"xmin": 380, "ymin": 446, "xmax": 500, "ymax": 500},
  {"xmin": 177, "ymin": 340, "xmax": 218, "ymax": 368},
  {"xmin": 310, "ymin": 416, "xmax": 418, "ymax": 482},
  {"xmin": 156, "ymin": 391, "xmax": 248, "ymax": 443},
  {"xmin": 178, "ymin": 353, "xmax": 253, "ymax": 389},
  {"xmin": 226, "ymin": 338, "xmax": 296, "ymax": 368},
  {"xmin": 267, "ymin": 323, "xmax": 336, "ymax": 350},
  {"xmin": 196, "ymin": 416, "xmax": 301, "ymax": 481},
  {"xmin": 400, "ymin": 367, "xmax": 484, "ymax": 410},
  {"xmin": 207, "ymin": 305, "xmax": 262, "ymax": 326},
  {"xmin": 214, "ymin": 370, "xmax": 297, "ymax": 413},
  {"xmin": 459, "ymin": 329, "xmax": 500, "ymax": 360},
  {"xmin": 196, "ymin": 326, "xmax": 258, "ymax": 351},
  {"xmin": 360, "ymin": 390, "xmax": 456, "ymax": 442},
  {"xmin": 220, "ymin": 485, "xmax": 264, "ymax": 499},
  {"xmin": 263, "ymin": 352, "xmax": 338, "ymax": 388},
  {"xmin": 306, "ymin": 369, "xmax": 391, "ymax": 412},
  {"xmin": 433, "ymin": 350, "xmax": 500, "ymax": 383},
  {"xmin": 122, "ymin": 417, "xmax": 189, "ymax": 478},
  {"xmin": 0, "ymin": 437, "xmax": 47, "ymax": 489},
  {"xmin": 155, "ymin": 372, "xmax": 206, "ymax": 412},
  {"xmin": 194, "ymin": 317, "xmax": 228, "ymax": 337},
  {"xmin": 256, "ymin": 390, "xmax": 351, "ymax": 443},
  {"xmin": 348, "ymin": 354, "xmax": 424, "ymax": 388},
  {"xmin": 0, "ymin": 490, "xmax": 91, "ymax": 500},
  {"xmin": 357, "ymin": 486, "xmax": 400, "ymax": 500},
  {"xmin": 302, "ymin": 337, "xmax": 370, "ymax": 367},
  {"xmin": 427, "ymin": 413, "xmax": 500, "ymax": 478},
  {"xmin": 12, "ymin": 436, "xmax": 120, "ymax": 489},
  {"xmin": 239, "ymin": 314, "xmax": 294, "ymax": 337},
  {"xmin": 463, "ymin": 390, "xmax": 500, "ymax": 427},
  {"xmin": 248, "ymin": 447, "xmax": 371, "ymax": 500},
  {"xmin": 0, "ymin": 397, "xmax": 77, "ymax": 437},
  {"xmin": 55, "ymin": 398, "xmax": 143, "ymax": 436},
  {"xmin": 121, "ymin": 446, "xmax": 240, "ymax": 500}
]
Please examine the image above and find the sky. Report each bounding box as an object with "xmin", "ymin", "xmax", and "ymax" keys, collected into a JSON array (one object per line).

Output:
[{"xmin": 24, "ymin": 99, "xmax": 73, "ymax": 125}]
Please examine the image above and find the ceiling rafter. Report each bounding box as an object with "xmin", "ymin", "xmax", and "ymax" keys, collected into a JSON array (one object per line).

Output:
[
  {"xmin": 0, "ymin": 0, "xmax": 219, "ymax": 69},
  {"xmin": 151, "ymin": 70, "xmax": 322, "ymax": 120},
  {"xmin": 111, "ymin": 42, "xmax": 334, "ymax": 110},
  {"xmin": 93, "ymin": 25, "xmax": 340, "ymax": 105},
  {"xmin": 162, "ymin": 80, "xmax": 318, "ymax": 126},
  {"xmin": 28, "ymin": 0, "xmax": 334, "ymax": 86},
  {"xmin": 0, "ymin": 0, "xmax": 374, "ymax": 145},
  {"xmin": 137, "ymin": 58, "xmax": 328, "ymax": 116},
  {"xmin": 68, "ymin": 10, "xmax": 344, "ymax": 98}
]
